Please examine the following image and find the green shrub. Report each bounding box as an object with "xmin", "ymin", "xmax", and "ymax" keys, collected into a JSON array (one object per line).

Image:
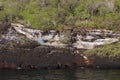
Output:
[{"xmin": 0, "ymin": 0, "xmax": 120, "ymax": 30}]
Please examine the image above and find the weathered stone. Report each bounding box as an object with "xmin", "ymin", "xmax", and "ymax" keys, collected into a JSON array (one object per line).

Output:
[{"xmin": 0, "ymin": 23, "xmax": 120, "ymax": 69}]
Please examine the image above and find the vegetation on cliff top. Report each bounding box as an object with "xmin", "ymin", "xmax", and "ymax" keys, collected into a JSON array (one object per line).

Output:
[{"xmin": 0, "ymin": 0, "xmax": 120, "ymax": 30}]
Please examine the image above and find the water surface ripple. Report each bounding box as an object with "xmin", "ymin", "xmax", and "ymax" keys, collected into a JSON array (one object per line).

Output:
[{"xmin": 0, "ymin": 68, "xmax": 120, "ymax": 80}]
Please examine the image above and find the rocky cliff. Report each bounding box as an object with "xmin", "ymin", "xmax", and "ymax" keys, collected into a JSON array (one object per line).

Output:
[
  {"xmin": 0, "ymin": 23, "xmax": 120, "ymax": 69},
  {"xmin": 0, "ymin": 23, "xmax": 88, "ymax": 69}
]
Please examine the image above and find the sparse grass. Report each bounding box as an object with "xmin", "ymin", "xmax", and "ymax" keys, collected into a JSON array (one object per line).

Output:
[{"xmin": 85, "ymin": 41, "xmax": 120, "ymax": 58}]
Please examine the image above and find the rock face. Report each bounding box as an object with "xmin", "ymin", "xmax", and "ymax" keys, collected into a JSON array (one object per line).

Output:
[
  {"xmin": 11, "ymin": 23, "xmax": 120, "ymax": 49},
  {"xmin": 73, "ymin": 30, "xmax": 119, "ymax": 49},
  {"xmin": 11, "ymin": 23, "xmax": 68, "ymax": 48},
  {"xmin": 0, "ymin": 23, "xmax": 87, "ymax": 69},
  {"xmin": 0, "ymin": 45, "xmax": 87, "ymax": 69},
  {"xmin": 88, "ymin": 54, "xmax": 120, "ymax": 69},
  {"xmin": 0, "ymin": 23, "xmax": 120, "ymax": 69}
]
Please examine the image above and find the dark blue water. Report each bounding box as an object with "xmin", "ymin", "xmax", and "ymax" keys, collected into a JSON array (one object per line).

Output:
[{"xmin": 0, "ymin": 68, "xmax": 120, "ymax": 80}]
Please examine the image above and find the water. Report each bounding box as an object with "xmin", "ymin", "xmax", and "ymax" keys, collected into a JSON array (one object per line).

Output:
[{"xmin": 0, "ymin": 68, "xmax": 120, "ymax": 80}]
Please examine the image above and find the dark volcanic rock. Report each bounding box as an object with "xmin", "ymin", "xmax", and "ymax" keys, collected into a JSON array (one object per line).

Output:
[
  {"xmin": 0, "ymin": 45, "xmax": 86, "ymax": 69},
  {"xmin": 87, "ymin": 54, "xmax": 120, "ymax": 69}
]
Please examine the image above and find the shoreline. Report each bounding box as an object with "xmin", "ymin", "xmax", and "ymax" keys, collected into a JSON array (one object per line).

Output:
[{"xmin": 0, "ymin": 23, "xmax": 120, "ymax": 70}]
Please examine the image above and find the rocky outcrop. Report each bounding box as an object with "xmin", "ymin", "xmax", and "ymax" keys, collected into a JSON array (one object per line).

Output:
[
  {"xmin": 0, "ymin": 45, "xmax": 88, "ymax": 69},
  {"xmin": 87, "ymin": 54, "xmax": 120, "ymax": 69},
  {"xmin": 1, "ymin": 43, "xmax": 120, "ymax": 69},
  {"xmin": 0, "ymin": 23, "xmax": 120, "ymax": 69},
  {"xmin": 0, "ymin": 24, "xmax": 87, "ymax": 69},
  {"xmin": 11, "ymin": 23, "xmax": 120, "ymax": 49}
]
